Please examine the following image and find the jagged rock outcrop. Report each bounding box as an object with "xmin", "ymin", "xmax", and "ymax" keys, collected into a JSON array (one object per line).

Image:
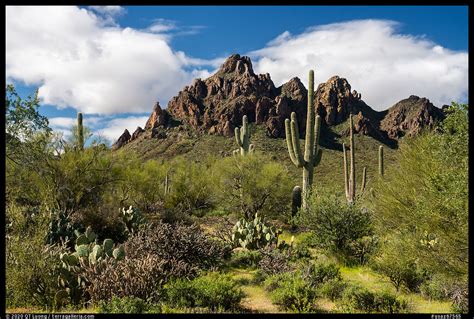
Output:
[
  {"xmin": 112, "ymin": 54, "xmax": 446, "ymax": 149},
  {"xmin": 380, "ymin": 95, "xmax": 445, "ymax": 139},
  {"xmin": 145, "ymin": 102, "xmax": 169, "ymax": 130},
  {"xmin": 131, "ymin": 127, "xmax": 144, "ymax": 140},
  {"xmin": 166, "ymin": 54, "xmax": 310, "ymax": 138},
  {"xmin": 112, "ymin": 129, "xmax": 131, "ymax": 150}
]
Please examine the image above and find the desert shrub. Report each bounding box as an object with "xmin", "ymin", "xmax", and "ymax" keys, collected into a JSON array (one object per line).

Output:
[
  {"xmin": 252, "ymin": 269, "xmax": 267, "ymax": 284},
  {"xmin": 371, "ymin": 102, "xmax": 468, "ymax": 278},
  {"xmin": 165, "ymin": 272, "xmax": 244, "ymax": 311},
  {"xmin": 297, "ymin": 192, "xmax": 374, "ymax": 264},
  {"xmin": 165, "ymin": 158, "xmax": 217, "ymax": 216},
  {"xmin": 98, "ymin": 296, "xmax": 149, "ymax": 314},
  {"xmin": 83, "ymin": 255, "xmax": 192, "ymax": 303},
  {"xmin": 70, "ymin": 203, "xmax": 129, "ymax": 243},
  {"xmin": 118, "ymin": 158, "xmax": 169, "ymax": 216},
  {"xmin": 318, "ymin": 279, "xmax": 348, "ymax": 301},
  {"xmin": 258, "ymin": 245, "xmax": 292, "ymax": 276},
  {"xmin": 299, "ymin": 261, "xmax": 342, "ymax": 287},
  {"xmin": 213, "ymin": 153, "xmax": 292, "ymax": 220},
  {"xmin": 372, "ymin": 236, "xmax": 428, "ymax": 292},
  {"xmin": 6, "ymin": 204, "xmax": 66, "ymax": 310},
  {"xmin": 124, "ymin": 222, "xmax": 230, "ymax": 271},
  {"xmin": 419, "ymin": 273, "xmax": 458, "ymax": 300},
  {"xmin": 229, "ymin": 249, "xmax": 262, "ymax": 268},
  {"xmin": 340, "ymin": 285, "xmax": 408, "ymax": 313},
  {"xmin": 265, "ymin": 273, "xmax": 318, "ymax": 313},
  {"xmin": 450, "ymin": 280, "xmax": 468, "ymax": 313}
]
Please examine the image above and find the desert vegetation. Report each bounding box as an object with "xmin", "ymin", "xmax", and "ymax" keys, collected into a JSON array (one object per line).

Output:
[{"xmin": 5, "ymin": 70, "xmax": 468, "ymax": 314}]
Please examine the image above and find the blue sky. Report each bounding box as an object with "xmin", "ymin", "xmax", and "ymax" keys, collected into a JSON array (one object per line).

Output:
[{"xmin": 6, "ymin": 6, "xmax": 469, "ymax": 145}]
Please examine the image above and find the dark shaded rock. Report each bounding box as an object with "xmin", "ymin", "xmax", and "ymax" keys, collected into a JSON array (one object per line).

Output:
[
  {"xmin": 131, "ymin": 126, "xmax": 145, "ymax": 140},
  {"xmin": 112, "ymin": 129, "xmax": 131, "ymax": 150}
]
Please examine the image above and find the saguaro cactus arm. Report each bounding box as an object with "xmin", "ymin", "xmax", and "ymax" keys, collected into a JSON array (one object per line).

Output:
[
  {"xmin": 343, "ymin": 143, "xmax": 350, "ymax": 201},
  {"xmin": 312, "ymin": 115, "xmax": 323, "ymax": 166},
  {"xmin": 290, "ymin": 113, "xmax": 305, "ymax": 167},
  {"xmin": 360, "ymin": 167, "xmax": 367, "ymax": 194}
]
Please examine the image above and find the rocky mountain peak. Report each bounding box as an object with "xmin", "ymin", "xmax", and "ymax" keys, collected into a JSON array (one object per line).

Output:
[{"xmin": 218, "ymin": 54, "xmax": 255, "ymax": 76}]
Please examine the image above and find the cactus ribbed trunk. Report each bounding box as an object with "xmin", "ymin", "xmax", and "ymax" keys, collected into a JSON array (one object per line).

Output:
[
  {"xmin": 285, "ymin": 70, "xmax": 323, "ymax": 210},
  {"xmin": 234, "ymin": 115, "xmax": 254, "ymax": 155},
  {"xmin": 77, "ymin": 112, "xmax": 84, "ymax": 151},
  {"xmin": 379, "ymin": 145, "xmax": 384, "ymax": 177},
  {"xmin": 343, "ymin": 114, "xmax": 366, "ymax": 204}
]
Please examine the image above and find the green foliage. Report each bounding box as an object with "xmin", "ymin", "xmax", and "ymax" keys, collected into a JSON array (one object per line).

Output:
[
  {"xmin": 298, "ymin": 191, "xmax": 374, "ymax": 263},
  {"xmin": 231, "ymin": 213, "xmax": 280, "ymax": 249},
  {"xmin": 228, "ymin": 249, "xmax": 262, "ymax": 268},
  {"xmin": 264, "ymin": 272, "xmax": 318, "ymax": 313},
  {"xmin": 6, "ymin": 204, "xmax": 66, "ymax": 310},
  {"xmin": 318, "ymin": 279, "xmax": 348, "ymax": 301},
  {"xmin": 299, "ymin": 261, "xmax": 342, "ymax": 287},
  {"xmin": 372, "ymin": 236, "xmax": 428, "ymax": 292},
  {"xmin": 339, "ymin": 285, "xmax": 408, "ymax": 313},
  {"xmin": 98, "ymin": 296, "xmax": 149, "ymax": 314},
  {"xmin": 419, "ymin": 273, "xmax": 458, "ymax": 300},
  {"xmin": 214, "ymin": 153, "xmax": 292, "ymax": 220},
  {"xmin": 165, "ymin": 272, "xmax": 244, "ymax": 311},
  {"xmin": 371, "ymin": 102, "xmax": 468, "ymax": 277}
]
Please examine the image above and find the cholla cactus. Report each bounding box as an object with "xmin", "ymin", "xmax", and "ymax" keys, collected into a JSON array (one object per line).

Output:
[
  {"xmin": 231, "ymin": 213, "xmax": 281, "ymax": 249},
  {"xmin": 234, "ymin": 115, "xmax": 255, "ymax": 156},
  {"xmin": 285, "ymin": 70, "xmax": 323, "ymax": 210},
  {"xmin": 120, "ymin": 206, "xmax": 146, "ymax": 233},
  {"xmin": 342, "ymin": 114, "xmax": 367, "ymax": 204}
]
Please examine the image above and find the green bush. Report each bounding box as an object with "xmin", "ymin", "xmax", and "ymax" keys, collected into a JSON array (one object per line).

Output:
[
  {"xmin": 213, "ymin": 153, "xmax": 292, "ymax": 220},
  {"xmin": 299, "ymin": 261, "xmax": 342, "ymax": 287},
  {"xmin": 340, "ymin": 285, "xmax": 408, "ymax": 313},
  {"xmin": 229, "ymin": 249, "xmax": 262, "ymax": 268},
  {"xmin": 165, "ymin": 272, "xmax": 244, "ymax": 311},
  {"xmin": 265, "ymin": 273, "xmax": 318, "ymax": 313},
  {"xmin": 98, "ymin": 296, "xmax": 149, "ymax": 314},
  {"xmin": 297, "ymin": 192, "xmax": 374, "ymax": 264},
  {"xmin": 372, "ymin": 236, "xmax": 428, "ymax": 292},
  {"xmin": 370, "ymin": 102, "xmax": 468, "ymax": 278},
  {"xmin": 318, "ymin": 279, "xmax": 347, "ymax": 301},
  {"xmin": 6, "ymin": 204, "xmax": 66, "ymax": 310}
]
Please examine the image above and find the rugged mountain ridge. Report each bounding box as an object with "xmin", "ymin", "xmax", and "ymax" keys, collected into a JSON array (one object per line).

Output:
[{"xmin": 113, "ymin": 54, "xmax": 445, "ymax": 150}]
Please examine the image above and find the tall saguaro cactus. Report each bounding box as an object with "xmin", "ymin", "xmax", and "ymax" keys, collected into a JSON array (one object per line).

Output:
[
  {"xmin": 378, "ymin": 145, "xmax": 384, "ymax": 177},
  {"xmin": 77, "ymin": 112, "xmax": 84, "ymax": 151},
  {"xmin": 234, "ymin": 115, "xmax": 255, "ymax": 156},
  {"xmin": 285, "ymin": 70, "xmax": 323, "ymax": 209},
  {"xmin": 342, "ymin": 114, "xmax": 367, "ymax": 204}
]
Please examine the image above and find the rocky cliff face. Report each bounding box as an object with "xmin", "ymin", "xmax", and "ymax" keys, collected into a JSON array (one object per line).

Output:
[
  {"xmin": 113, "ymin": 54, "xmax": 445, "ymax": 149},
  {"xmin": 380, "ymin": 95, "xmax": 445, "ymax": 139}
]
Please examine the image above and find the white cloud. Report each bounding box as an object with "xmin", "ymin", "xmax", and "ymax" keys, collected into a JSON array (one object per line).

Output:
[
  {"xmin": 6, "ymin": 6, "xmax": 213, "ymax": 115},
  {"xmin": 249, "ymin": 19, "xmax": 468, "ymax": 110},
  {"xmin": 96, "ymin": 116, "xmax": 149, "ymax": 143},
  {"xmin": 88, "ymin": 6, "xmax": 125, "ymax": 17}
]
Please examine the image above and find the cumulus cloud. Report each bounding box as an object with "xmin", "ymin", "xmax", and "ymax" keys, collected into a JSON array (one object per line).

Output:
[
  {"xmin": 249, "ymin": 19, "xmax": 468, "ymax": 110},
  {"xmin": 6, "ymin": 6, "xmax": 213, "ymax": 115}
]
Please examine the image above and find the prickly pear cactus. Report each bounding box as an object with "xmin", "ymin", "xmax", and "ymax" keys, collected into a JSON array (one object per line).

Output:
[
  {"xmin": 231, "ymin": 213, "xmax": 281, "ymax": 250},
  {"xmin": 57, "ymin": 226, "xmax": 126, "ymax": 306}
]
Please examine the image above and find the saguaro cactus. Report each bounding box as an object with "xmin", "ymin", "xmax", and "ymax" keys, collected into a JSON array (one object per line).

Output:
[
  {"xmin": 342, "ymin": 114, "xmax": 367, "ymax": 204},
  {"xmin": 234, "ymin": 115, "xmax": 254, "ymax": 156},
  {"xmin": 77, "ymin": 112, "xmax": 84, "ymax": 151},
  {"xmin": 378, "ymin": 145, "xmax": 384, "ymax": 177},
  {"xmin": 291, "ymin": 185, "xmax": 302, "ymax": 218},
  {"xmin": 285, "ymin": 70, "xmax": 323, "ymax": 209}
]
